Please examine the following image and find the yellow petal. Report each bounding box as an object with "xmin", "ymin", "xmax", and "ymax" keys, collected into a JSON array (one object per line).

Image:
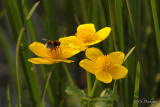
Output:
[
  {"xmin": 95, "ymin": 70, "xmax": 112, "ymax": 83},
  {"xmin": 79, "ymin": 59, "xmax": 98, "ymax": 74},
  {"xmin": 76, "ymin": 24, "xmax": 96, "ymax": 43},
  {"xmin": 86, "ymin": 47, "xmax": 104, "ymax": 61},
  {"xmin": 28, "ymin": 58, "xmax": 55, "ymax": 64},
  {"xmin": 96, "ymin": 27, "xmax": 111, "ymax": 41},
  {"xmin": 108, "ymin": 64, "xmax": 128, "ymax": 79},
  {"xmin": 107, "ymin": 52, "xmax": 125, "ymax": 65},
  {"xmin": 59, "ymin": 36, "xmax": 86, "ymax": 49},
  {"xmin": 28, "ymin": 58, "xmax": 73, "ymax": 64},
  {"xmin": 29, "ymin": 42, "xmax": 50, "ymax": 58},
  {"xmin": 82, "ymin": 39, "xmax": 101, "ymax": 46},
  {"xmin": 60, "ymin": 47, "xmax": 82, "ymax": 58},
  {"xmin": 53, "ymin": 59, "xmax": 74, "ymax": 63},
  {"xmin": 77, "ymin": 24, "xmax": 96, "ymax": 33}
]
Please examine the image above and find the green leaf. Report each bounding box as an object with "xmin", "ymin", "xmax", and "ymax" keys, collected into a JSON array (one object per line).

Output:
[
  {"xmin": 99, "ymin": 88, "xmax": 118, "ymax": 101},
  {"xmin": 65, "ymin": 85, "xmax": 86, "ymax": 98},
  {"xmin": 92, "ymin": 88, "xmax": 117, "ymax": 107}
]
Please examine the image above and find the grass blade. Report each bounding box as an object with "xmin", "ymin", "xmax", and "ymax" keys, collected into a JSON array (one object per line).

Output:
[
  {"xmin": 126, "ymin": 0, "xmax": 135, "ymax": 34},
  {"xmin": 42, "ymin": 0, "xmax": 56, "ymax": 39},
  {"xmin": 4, "ymin": 0, "xmax": 41, "ymax": 106},
  {"xmin": 62, "ymin": 63, "xmax": 75, "ymax": 86},
  {"xmin": 124, "ymin": 46, "xmax": 136, "ymax": 62},
  {"xmin": 151, "ymin": 0, "xmax": 160, "ymax": 56},
  {"xmin": 79, "ymin": 0, "xmax": 88, "ymax": 23},
  {"xmin": 39, "ymin": 65, "xmax": 54, "ymax": 107},
  {"xmin": 15, "ymin": 2, "xmax": 40, "ymax": 106},
  {"xmin": 0, "ymin": 28, "xmax": 17, "ymax": 88},
  {"xmin": 40, "ymin": 66, "xmax": 55, "ymax": 106},
  {"xmin": 132, "ymin": 61, "xmax": 140, "ymax": 107},
  {"xmin": 108, "ymin": 0, "xmax": 119, "ymax": 51},
  {"xmin": 115, "ymin": 0, "xmax": 124, "ymax": 51}
]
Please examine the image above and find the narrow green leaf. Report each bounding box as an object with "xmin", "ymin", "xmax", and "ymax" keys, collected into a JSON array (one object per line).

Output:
[
  {"xmin": 74, "ymin": 14, "xmax": 80, "ymax": 25},
  {"xmin": 108, "ymin": 0, "xmax": 119, "ymax": 51},
  {"xmin": 115, "ymin": 0, "xmax": 124, "ymax": 51},
  {"xmin": 126, "ymin": 0, "xmax": 135, "ymax": 34},
  {"xmin": 22, "ymin": 0, "xmax": 39, "ymax": 41},
  {"xmin": 40, "ymin": 65, "xmax": 54, "ymax": 107},
  {"xmin": 42, "ymin": 0, "xmax": 57, "ymax": 39},
  {"xmin": 79, "ymin": 0, "xmax": 88, "ymax": 23},
  {"xmin": 88, "ymin": 0, "xmax": 98, "ymax": 26},
  {"xmin": 4, "ymin": 0, "xmax": 41, "ymax": 106},
  {"xmin": 15, "ymin": 2, "xmax": 40, "ymax": 106},
  {"xmin": 132, "ymin": 61, "xmax": 140, "ymax": 107},
  {"xmin": 7, "ymin": 85, "xmax": 11, "ymax": 107},
  {"xmin": 151, "ymin": 0, "xmax": 160, "ymax": 56},
  {"xmin": 124, "ymin": 46, "xmax": 136, "ymax": 62},
  {"xmin": 40, "ymin": 65, "xmax": 55, "ymax": 106},
  {"xmin": 62, "ymin": 63, "xmax": 75, "ymax": 86},
  {"xmin": 0, "ymin": 28, "xmax": 17, "ymax": 87}
]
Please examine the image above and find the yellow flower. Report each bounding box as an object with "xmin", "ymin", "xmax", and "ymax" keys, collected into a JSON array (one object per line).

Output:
[
  {"xmin": 28, "ymin": 42, "xmax": 81, "ymax": 64},
  {"xmin": 79, "ymin": 47, "xmax": 128, "ymax": 83},
  {"xmin": 59, "ymin": 24, "xmax": 111, "ymax": 50}
]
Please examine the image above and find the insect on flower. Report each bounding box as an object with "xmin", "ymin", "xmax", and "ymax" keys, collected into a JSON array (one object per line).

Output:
[
  {"xmin": 42, "ymin": 38, "xmax": 61, "ymax": 50},
  {"xmin": 28, "ymin": 38, "xmax": 83, "ymax": 64}
]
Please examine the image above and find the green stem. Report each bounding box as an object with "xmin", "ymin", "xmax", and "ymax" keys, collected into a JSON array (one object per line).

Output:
[
  {"xmin": 112, "ymin": 80, "xmax": 116, "ymax": 107},
  {"xmin": 62, "ymin": 63, "xmax": 75, "ymax": 86},
  {"xmin": 87, "ymin": 72, "xmax": 92, "ymax": 107},
  {"xmin": 90, "ymin": 79, "xmax": 98, "ymax": 97},
  {"xmin": 88, "ymin": 79, "xmax": 98, "ymax": 107},
  {"xmin": 87, "ymin": 72, "xmax": 92, "ymax": 95},
  {"xmin": 112, "ymin": 80, "xmax": 116, "ymax": 93},
  {"xmin": 88, "ymin": 101, "xmax": 91, "ymax": 107},
  {"xmin": 16, "ymin": 27, "xmax": 25, "ymax": 107},
  {"xmin": 40, "ymin": 65, "xmax": 54, "ymax": 106}
]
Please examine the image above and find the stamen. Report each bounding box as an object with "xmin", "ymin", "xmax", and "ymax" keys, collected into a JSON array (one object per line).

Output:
[
  {"xmin": 97, "ymin": 56, "xmax": 112, "ymax": 72},
  {"xmin": 51, "ymin": 46, "xmax": 62, "ymax": 58},
  {"xmin": 76, "ymin": 28, "xmax": 96, "ymax": 43}
]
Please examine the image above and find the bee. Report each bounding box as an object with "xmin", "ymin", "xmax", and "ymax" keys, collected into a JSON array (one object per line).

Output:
[{"xmin": 42, "ymin": 38, "xmax": 61, "ymax": 50}]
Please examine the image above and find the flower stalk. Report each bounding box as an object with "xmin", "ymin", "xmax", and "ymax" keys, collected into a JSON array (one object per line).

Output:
[
  {"xmin": 87, "ymin": 72, "xmax": 92, "ymax": 95},
  {"xmin": 40, "ymin": 65, "xmax": 54, "ymax": 106},
  {"xmin": 62, "ymin": 63, "xmax": 75, "ymax": 86},
  {"xmin": 90, "ymin": 79, "xmax": 98, "ymax": 97}
]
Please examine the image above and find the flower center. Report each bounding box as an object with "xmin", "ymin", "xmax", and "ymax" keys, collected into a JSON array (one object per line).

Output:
[
  {"xmin": 46, "ymin": 46, "xmax": 63, "ymax": 59},
  {"xmin": 76, "ymin": 28, "xmax": 96, "ymax": 43},
  {"xmin": 97, "ymin": 56, "xmax": 112, "ymax": 72}
]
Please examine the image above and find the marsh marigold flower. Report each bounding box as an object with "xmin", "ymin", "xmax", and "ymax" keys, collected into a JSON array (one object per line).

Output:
[
  {"xmin": 59, "ymin": 24, "xmax": 111, "ymax": 50},
  {"xmin": 79, "ymin": 47, "xmax": 128, "ymax": 83},
  {"xmin": 28, "ymin": 42, "xmax": 81, "ymax": 64}
]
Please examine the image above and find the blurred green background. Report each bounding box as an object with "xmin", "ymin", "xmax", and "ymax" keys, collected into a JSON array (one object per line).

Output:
[{"xmin": 0, "ymin": 0, "xmax": 160, "ymax": 107}]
